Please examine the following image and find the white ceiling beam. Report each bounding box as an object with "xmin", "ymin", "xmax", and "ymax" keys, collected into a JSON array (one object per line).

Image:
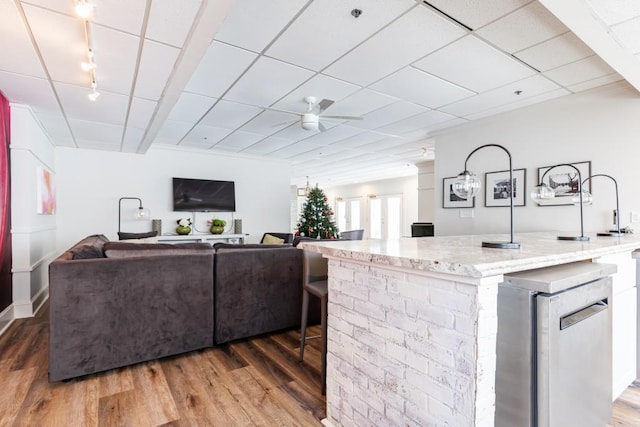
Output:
[
  {"xmin": 538, "ymin": 0, "xmax": 640, "ymax": 92},
  {"xmin": 135, "ymin": 0, "xmax": 237, "ymax": 154}
]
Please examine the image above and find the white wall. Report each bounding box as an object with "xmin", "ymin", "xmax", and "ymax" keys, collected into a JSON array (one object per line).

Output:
[
  {"xmin": 10, "ymin": 104, "xmax": 56, "ymax": 319},
  {"xmin": 325, "ymin": 175, "xmax": 419, "ymax": 238},
  {"xmin": 434, "ymin": 82, "xmax": 640, "ymax": 237},
  {"xmin": 55, "ymin": 145, "xmax": 293, "ymax": 250}
]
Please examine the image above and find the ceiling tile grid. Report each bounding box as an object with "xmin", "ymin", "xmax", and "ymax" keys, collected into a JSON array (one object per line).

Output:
[{"xmin": 3, "ymin": 0, "xmax": 639, "ymax": 188}]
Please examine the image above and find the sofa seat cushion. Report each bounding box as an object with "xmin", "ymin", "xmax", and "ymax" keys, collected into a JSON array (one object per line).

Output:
[{"xmin": 103, "ymin": 242, "xmax": 212, "ymax": 258}]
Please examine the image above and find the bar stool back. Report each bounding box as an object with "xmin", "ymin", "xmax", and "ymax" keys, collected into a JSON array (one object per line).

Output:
[{"xmin": 299, "ymin": 250, "xmax": 328, "ymax": 394}]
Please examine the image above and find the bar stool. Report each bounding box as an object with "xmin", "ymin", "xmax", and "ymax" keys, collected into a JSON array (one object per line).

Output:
[{"xmin": 299, "ymin": 250, "xmax": 328, "ymax": 394}]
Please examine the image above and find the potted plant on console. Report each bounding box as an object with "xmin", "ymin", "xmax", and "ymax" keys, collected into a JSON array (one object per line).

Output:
[
  {"xmin": 176, "ymin": 218, "xmax": 192, "ymax": 235},
  {"xmin": 208, "ymin": 218, "xmax": 226, "ymax": 234}
]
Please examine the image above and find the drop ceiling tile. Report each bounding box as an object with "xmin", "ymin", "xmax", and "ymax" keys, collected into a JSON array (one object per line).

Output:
[
  {"xmin": 224, "ymin": 56, "xmax": 314, "ymax": 106},
  {"xmin": 93, "ymin": 0, "xmax": 147, "ymax": 35},
  {"xmin": 183, "ymin": 124, "xmax": 233, "ymax": 145},
  {"xmin": 242, "ymin": 136, "xmax": 295, "ymax": 155},
  {"xmin": 67, "ymin": 118, "xmax": 123, "ymax": 143},
  {"xmin": 274, "ymin": 121, "xmax": 338, "ymax": 140},
  {"xmin": 0, "ymin": 71, "xmax": 59, "ymax": 112},
  {"xmin": 585, "ymin": 0, "xmax": 640, "ymax": 26},
  {"xmin": 21, "ymin": 0, "xmax": 73, "ymax": 15},
  {"xmin": 440, "ymin": 74, "xmax": 561, "ymax": 117},
  {"xmin": 0, "ymin": 1, "xmax": 46, "ymax": 78},
  {"xmin": 514, "ymin": 32, "xmax": 595, "ymax": 72},
  {"xmin": 325, "ymin": 89, "xmax": 398, "ymax": 117},
  {"xmin": 464, "ymin": 88, "xmax": 569, "ymax": 121},
  {"xmin": 543, "ymin": 55, "xmax": 616, "ymax": 87},
  {"xmin": 168, "ymin": 92, "xmax": 216, "ymax": 123},
  {"xmin": 145, "ymin": 0, "xmax": 201, "ymax": 47},
  {"xmin": 92, "ymin": 25, "xmax": 139, "ymax": 95},
  {"xmin": 122, "ymin": 126, "xmax": 145, "ymax": 153},
  {"xmin": 376, "ymin": 110, "xmax": 459, "ymax": 135},
  {"xmin": 299, "ymin": 125, "xmax": 364, "ymax": 146},
  {"xmin": 272, "ymin": 75, "xmax": 360, "ymax": 112},
  {"xmin": 134, "ymin": 40, "xmax": 180, "ymax": 100},
  {"xmin": 353, "ymin": 101, "xmax": 430, "ymax": 130},
  {"xmin": 155, "ymin": 119, "xmax": 193, "ymax": 144},
  {"xmin": 324, "ymin": 6, "xmax": 467, "ymax": 86},
  {"xmin": 180, "ymin": 140, "xmax": 216, "ymax": 150},
  {"xmin": 54, "ymin": 82, "xmax": 128, "ymax": 125},
  {"xmin": 369, "ymin": 67, "xmax": 474, "ymax": 108},
  {"xmin": 266, "ymin": 0, "xmax": 416, "ymax": 71},
  {"xmin": 214, "ymin": 0, "xmax": 308, "ymax": 53},
  {"xmin": 127, "ymin": 97, "xmax": 157, "ymax": 129},
  {"xmin": 75, "ymin": 139, "xmax": 122, "ymax": 151},
  {"xmin": 240, "ymin": 110, "xmax": 298, "ymax": 135},
  {"xmin": 357, "ymin": 139, "xmax": 404, "ymax": 153},
  {"xmin": 328, "ymin": 132, "xmax": 386, "ymax": 149},
  {"xmin": 215, "ymin": 131, "xmax": 265, "ymax": 150},
  {"xmin": 30, "ymin": 111, "xmax": 73, "ymax": 142},
  {"xmin": 289, "ymin": 145, "xmax": 346, "ymax": 163},
  {"xmin": 200, "ymin": 100, "xmax": 262, "ymax": 129},
  {"xmin": 423, "ymin": 0, "xmax": 532, "ymax": 29},
  {"xmin": 22, "ymin": 4, "xmax": 86, "ymax": 86},
  {"xmin": 414, "ymin": 35, "xmax": 536, "ymax": 92},
  {"xmin": 567, "ymin": 73, "xmax": 623, "ymax": 93},
  {"xmin": 611, "ymin": 17, "xmax": 640, "ymax": 54},
  {"xmin": 269, "ymin": 141, "xmax": 317, "ymax": 159},
  {"xmin": 185, "ymin": 41, "xmax": 258, "ymax": 98},
  {"xmin": 475, "ymin": 2, "xmax": 568, "ymax": 53}
]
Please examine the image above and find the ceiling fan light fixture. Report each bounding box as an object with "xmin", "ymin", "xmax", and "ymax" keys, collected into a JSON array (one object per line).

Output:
[{"xmin": 301, "ymin": 113, "xmax": 319, "ymax": 131}]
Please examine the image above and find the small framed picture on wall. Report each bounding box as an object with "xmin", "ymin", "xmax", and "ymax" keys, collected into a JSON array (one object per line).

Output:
[
  {"xmin": 442, "ymin": 176, "xmax": 474, "ymax": 209},
  {"xmin": 484, "ymin": 168, "xmax": 526, "ymax": 207}
]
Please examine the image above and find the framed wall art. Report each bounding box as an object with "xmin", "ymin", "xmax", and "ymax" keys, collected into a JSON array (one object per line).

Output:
[
  {"xmin": 484, "ymin": 168, "xmax": 526, "ymax": 207},
  {"xmin": 36, "ymin": 166, "xmax": 56, "ymax": 215},
  {"xmin": 442, "ymin": 176, "xmax": 474, "ymax": 209},
  {"xmin": 537, "ymin": 161, "xmax": 591, "ymax": 206}
]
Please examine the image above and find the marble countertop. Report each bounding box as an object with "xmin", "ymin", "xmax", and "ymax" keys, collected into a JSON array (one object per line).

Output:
[{"xmin": 300, "ymin": 232, "xmax": 640, "ymax": 278}]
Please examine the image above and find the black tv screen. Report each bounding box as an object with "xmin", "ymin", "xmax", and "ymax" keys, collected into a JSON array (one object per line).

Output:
[{"xmin": 173, "ymin": 177, "xmax": 236, "ymax": 212}]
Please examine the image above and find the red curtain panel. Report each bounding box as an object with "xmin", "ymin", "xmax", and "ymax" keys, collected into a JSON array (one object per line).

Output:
[{"xmin": 0, "ymin": 92, "xmax": 11, "ymax": 312}]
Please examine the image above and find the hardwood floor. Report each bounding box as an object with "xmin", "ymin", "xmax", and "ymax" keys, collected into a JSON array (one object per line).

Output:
[
  {"xmin": 1, "ymin": 301, "xmax": 639, "ymax": 426},
  {"xmin": 0, "ymin": 303, "xmax": 325, "ymax": 426}
]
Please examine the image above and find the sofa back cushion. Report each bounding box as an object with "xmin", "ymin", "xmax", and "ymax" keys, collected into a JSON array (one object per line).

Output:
[
  {"xmin": 103, "ymin": 242, "xmax": 212, "ymax": 258},
  {"xmin": 67, "ymin": 234, "xmax": 109, "ymax": 260}
]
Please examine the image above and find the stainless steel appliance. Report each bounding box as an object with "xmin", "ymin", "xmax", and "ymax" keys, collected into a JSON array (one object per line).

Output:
[{"xmin": 496, "ymin": 262, "xmax": 615, "ymax": 427}]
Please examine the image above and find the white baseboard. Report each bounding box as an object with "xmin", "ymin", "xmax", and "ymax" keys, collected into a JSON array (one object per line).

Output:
[
  {"xmin": 14, "ymin": 286, "xmax": 49, "ymax": 319},
  {"xmin": 0, "ymin": 304, "xmax": 15, "ymax": 337}
]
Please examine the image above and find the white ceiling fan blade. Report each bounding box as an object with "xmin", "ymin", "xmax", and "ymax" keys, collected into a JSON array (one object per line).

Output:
[
  {"xmin": 318, "ymin": 121, "xmax": 327, "ymax": 132},
  {"xmin": 261, "ymin": 106, "xmax": 301, "ymax": 116},
  {"xmin": 321, "ymin": 114, "xmax": 364, "ymax": 121},
  {"xmin": 316, "ymin": 98, "xmax": 335, "ymax": 113}
]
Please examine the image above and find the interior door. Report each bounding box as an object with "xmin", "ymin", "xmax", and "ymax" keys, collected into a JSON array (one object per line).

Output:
[
  {"xmin": 336, "ymin": 198, "xmax": 361, "ymax": 234},
  {"xmin": 369, "ymin": 194, "xmax": 402, "ymax": 240}
]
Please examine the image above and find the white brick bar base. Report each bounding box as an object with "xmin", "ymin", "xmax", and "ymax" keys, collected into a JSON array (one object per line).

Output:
[{"xmin": 325, "ymin": 258, "xmax": 501, "ymax": 427}]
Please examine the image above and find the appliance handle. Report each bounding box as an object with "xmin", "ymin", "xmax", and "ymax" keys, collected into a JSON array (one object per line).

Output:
[{"xmin": 560, "ymin": 299, "xmax": 608, "ymax": 330}]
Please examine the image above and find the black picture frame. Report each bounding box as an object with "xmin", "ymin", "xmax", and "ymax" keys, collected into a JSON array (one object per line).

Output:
[
  {"xmin": 443, "ymin": 176, "xmax": 474, "ymax": 209},
  {"xmin": 536, "ymin": 161, "xmax": 591, "ymax": 206},
  {"xmin": 484, "ymin": 168, "xmax": 526, "ymax": 207}
]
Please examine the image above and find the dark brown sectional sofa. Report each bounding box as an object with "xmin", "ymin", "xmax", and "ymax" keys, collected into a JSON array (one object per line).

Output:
[{"xmin": 48, "ymin": 235, "xmax": 319, "ymax": 382}]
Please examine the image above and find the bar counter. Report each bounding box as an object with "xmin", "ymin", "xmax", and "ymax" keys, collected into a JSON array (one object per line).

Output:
[{"xmin": 301, "ymin": 232, "xmax": 640, "ymax": 426}]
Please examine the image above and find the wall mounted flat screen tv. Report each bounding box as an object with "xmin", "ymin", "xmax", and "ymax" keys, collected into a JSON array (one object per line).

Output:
[{"xmin": 173, "ymin": 177, "xmax": 236, "ymax": 212}]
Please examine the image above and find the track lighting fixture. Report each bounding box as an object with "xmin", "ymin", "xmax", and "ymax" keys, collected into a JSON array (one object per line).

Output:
[{"xmin": 76, "ymin": 1, "xmax": 99, "ymax": 101}]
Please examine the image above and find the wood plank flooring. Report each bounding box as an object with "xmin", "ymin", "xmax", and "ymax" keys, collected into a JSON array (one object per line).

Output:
[
  {"xmin": 0, "ymin": 301, "xmax": 639, "ymax": 426},
  {"xmin": 0, "ymin": 303, "xmax": 325, "ymax": 426}
]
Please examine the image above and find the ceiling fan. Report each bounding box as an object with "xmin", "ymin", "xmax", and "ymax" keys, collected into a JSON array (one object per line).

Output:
[{"xmin": 264, "ymin": 96, "xmax": 363, "ymax": 132}]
